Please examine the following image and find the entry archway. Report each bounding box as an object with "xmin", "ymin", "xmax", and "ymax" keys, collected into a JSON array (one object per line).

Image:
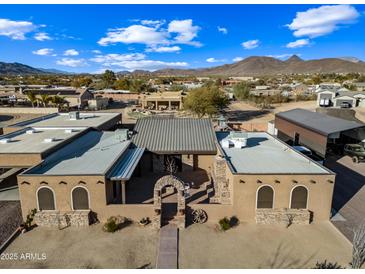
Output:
[{"xmin": 153, "ymin": 175, "xmax": 185, "ymax": 229}]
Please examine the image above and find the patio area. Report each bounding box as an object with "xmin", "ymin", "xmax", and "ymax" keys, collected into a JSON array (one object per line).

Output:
[{"xmin": 126, "ymin": 169, "xmax": 212, "ymax": 204}]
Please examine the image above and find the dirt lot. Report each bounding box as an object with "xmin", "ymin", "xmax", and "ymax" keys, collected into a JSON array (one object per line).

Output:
[
  {"xmin": 225, "ymin": 100, "xmax": 317, "ymax": 124},
  {"xmin": 0, "ymin": 224, "xmax": 158, "ymax": 269},
  {"xmin": 179, "ymin": 222, "xmax": 351, "ymax": 269}
]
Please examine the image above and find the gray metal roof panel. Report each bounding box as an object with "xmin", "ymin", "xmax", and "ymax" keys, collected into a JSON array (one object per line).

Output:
[
  {"xmin": 108, "ymin": 147, "xmax": 145, "ymax": 181},
  {"xmin": 131, "ymin": 117, "xmax": 217, "ymax": 154},
  {"xmin": 276, "ymin": 108, "xmax": 364, "ymax": 136}
]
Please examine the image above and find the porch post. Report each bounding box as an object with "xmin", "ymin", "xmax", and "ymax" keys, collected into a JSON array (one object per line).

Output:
[{"xmin": 121, "ymin": 181, "xmax": 126, "ymax": 204}]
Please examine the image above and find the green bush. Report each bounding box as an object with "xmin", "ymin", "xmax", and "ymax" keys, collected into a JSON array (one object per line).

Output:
[
  {"xmin": 103, "ymin": 217, "xmax": 119, "ymax": 233},
  {"xmin": 219, "ymin": 217, "xmax": 231, "ymax": 231},
  {"xmin": 219, "ymin": 216, "xmax": 240, "ymax": 231}
]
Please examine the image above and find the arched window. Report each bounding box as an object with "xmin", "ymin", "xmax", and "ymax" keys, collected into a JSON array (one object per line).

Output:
[
  {"xmin": 37, "ymin": 187, "xmax": 56, "ymax": 210},
  {"xmin": 256, "ymin": 185, "xmax": 274, "ymax": 209},
  {"xmin": 72, "ymin": 186, "xmax": 89, "ymax": 210},
  {"xmin": 290, "ymin": 186, "xmax": 308, "ymax": 209}
]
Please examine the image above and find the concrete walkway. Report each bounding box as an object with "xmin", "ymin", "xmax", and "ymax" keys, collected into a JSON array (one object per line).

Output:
[{"xmin": 156, "ymin": 224, "xmax": 178, "ymax": 269}]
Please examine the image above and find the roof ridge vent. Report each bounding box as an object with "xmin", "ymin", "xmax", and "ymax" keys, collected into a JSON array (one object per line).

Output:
[
  {"xmin": 0, "ymin": 138, "xmax": 12, "ymax": 144},
  {"xmin": 44, "ymin": 137, "xmax": 55, "ymax": 143},
  {"xmin": 65, "ymin": 129, "xmax": 75, "ymax": 134},
  {"xmin": 26, "ymin": 129, "xmax": 37, "ymax": 134}
]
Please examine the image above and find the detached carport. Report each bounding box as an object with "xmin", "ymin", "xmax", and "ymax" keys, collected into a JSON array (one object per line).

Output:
[{"xmin": 275, "ymin": 108, "xmax": 365, "ymax": 157}]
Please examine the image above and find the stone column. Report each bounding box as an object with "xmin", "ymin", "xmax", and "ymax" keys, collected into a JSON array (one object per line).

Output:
[
  {"xmin": 212, "ymin": 155, "xmax": 232, "ymax": 204},
  {"xmin": 155, "ymin": 100, "xmax": 158, "ymax": 110},
  {"xmin": 168, "ymin": 101, "xmax": 171, "ymax": 110}
]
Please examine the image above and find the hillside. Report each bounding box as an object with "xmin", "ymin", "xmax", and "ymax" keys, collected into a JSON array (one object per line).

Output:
[
  {"xmin": 0, "ymin": 62, "xmax": 46, "ymax": 75},
  {"xmin": 153, "ymin": 55, "xmax": 365, "ymax": 76}
]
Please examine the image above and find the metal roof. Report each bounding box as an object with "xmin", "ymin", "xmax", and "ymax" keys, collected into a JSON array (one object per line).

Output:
[
  {"xmin": 131, "ymin": 117, "xmax": 217, "ymax": 154},
  {"xmin": 216, "ymin": 131, "xmax": 331, "ymax": 174},
  {"xmin": 276, "ymin": 108, "xmax": 365, "ymax": 136},
  {"xmin": 108, "ymin": 147, "xmax": 145, "ymax": 181}
]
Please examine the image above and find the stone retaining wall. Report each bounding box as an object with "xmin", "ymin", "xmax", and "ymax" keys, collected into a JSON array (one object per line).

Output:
[
  {"xmin": 34, "ymin": 210, "xmax": 90, "ymax": 228},
  {"xmin": 256, "ymin": 208, "xmax": 310, "ymax": 225}
]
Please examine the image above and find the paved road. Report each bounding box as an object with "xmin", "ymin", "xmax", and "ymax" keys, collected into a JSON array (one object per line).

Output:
[
  {"xmin": 326, "ymin": 156, "xmax": 365, "ymax": 242},
  {"xmin": 156, "ymin": 224, "xmax": 178, "ymax": 269}
]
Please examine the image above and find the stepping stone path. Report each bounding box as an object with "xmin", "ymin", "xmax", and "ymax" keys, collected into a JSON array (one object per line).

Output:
[{"xmin": 156, "ymin": 224, "xmax": 178, "ymax": 269}]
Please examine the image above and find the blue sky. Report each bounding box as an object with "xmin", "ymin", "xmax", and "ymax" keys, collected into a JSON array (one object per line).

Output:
[{"xmin": 0, "ymin": 4, "xmax": 364, "ymax": 73}]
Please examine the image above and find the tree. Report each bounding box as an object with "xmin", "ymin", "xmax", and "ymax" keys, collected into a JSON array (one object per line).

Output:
[
  {"xmin": 26, "ymin": 91, "xmax": 37, "ymax": 107},
  {"xmin": 39, "ymin": 94, "xmax": 50, "ymax": 107},
  {"xmin": 233, "ymin": 82, "xmax": 250, "ymax": 100},
  {"xmin": 184, "ymin": 87, "xmax": 229, "ymax": 118},
  {"xmin": 114, "ymin": 78, "xmax": 131, "ymax": 90},
  {"xmin": 72, "ymin": 77, "xmax": 92, "ymax": 88},
  {"xmin": 101, "ymin": 70, "xmax": 116, "ymax": 89}
]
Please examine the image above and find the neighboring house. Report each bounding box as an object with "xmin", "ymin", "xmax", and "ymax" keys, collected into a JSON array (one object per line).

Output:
[
  {"xmin": 275, "ymin": 108, "xmax": 365, "ymax": 157},
  {"xmin": 88, "ymin": 97, "xmax": 109, "ymax": 110},
  {"xmin": 317, "ymin": 89, "xmax": 365, "ymax": 108},
  {"xmin": 140, "ymin": 92, "xmax": 185, "ymax": 110}
]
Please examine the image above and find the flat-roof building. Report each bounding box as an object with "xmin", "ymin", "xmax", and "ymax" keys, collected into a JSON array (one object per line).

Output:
[
  {"xmin": 275, "ymin": 108, "xmax": 365, "ymax": 157},
  {"xmin": 4, "ymin": 112, "xmax": 121, "ymax": 134}
]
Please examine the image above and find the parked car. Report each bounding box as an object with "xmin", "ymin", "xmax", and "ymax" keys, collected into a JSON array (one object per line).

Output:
[{"xmin": 344, "ymin": 144, "xmax": 365, "ymax": 163}]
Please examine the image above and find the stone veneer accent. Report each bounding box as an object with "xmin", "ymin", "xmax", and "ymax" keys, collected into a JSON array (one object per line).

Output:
[
  {"xmin": 34, "ymin": 210, "xmax": 90, "ymax": 228},
  {"xmin": 153, "ymin": 175, "xmax": 185, "ymax": 229},
  {"xmin": 211, "ymin": 155, "xmax": 232, "ymax": 204},
  {"xmin": 255, "ymin": 208, "xmax": 310, "ymax": 225}
]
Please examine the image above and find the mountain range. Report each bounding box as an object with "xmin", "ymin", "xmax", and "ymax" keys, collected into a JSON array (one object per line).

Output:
[
  {"xmin": 151, "ymin": 55, "xmax": 365, "ymax": 76},
  {"xmin": 1, "ymin": 55, "xmax": 365, "ymax": 76}
]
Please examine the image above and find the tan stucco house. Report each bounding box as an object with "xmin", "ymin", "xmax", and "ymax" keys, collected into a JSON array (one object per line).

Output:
[{"xmin": 10, "ymin": 116, "xmax": 337, "ymax": 229}]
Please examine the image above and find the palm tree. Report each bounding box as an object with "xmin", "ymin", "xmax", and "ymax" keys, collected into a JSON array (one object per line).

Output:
[
  {"xmin": 26, "ymin": 91, "xmax": 37, "ymax": 108},
  {"xmin": 50, "ymin": 95, "xmax": 68, "ymax": 110},
  {"xmin": 39, "ymin": 94, "xmax": 50, "ymax": 107}
]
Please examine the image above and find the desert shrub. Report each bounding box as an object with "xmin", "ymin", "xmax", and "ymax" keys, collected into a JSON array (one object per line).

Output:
[
  {"xmin": 219, "ymin": 216, "xmax": 240, "ymax": 231},
  {"xmin": 103, "ymin": 217, "xmax": 119, "ymax": 233},
  {"xmin": 314, "ymin": 260, "xmax": 343, "ymax": 269},
  {"xmin": 219, "ymin": 217, "xmax": 231, "ymax": 231}
]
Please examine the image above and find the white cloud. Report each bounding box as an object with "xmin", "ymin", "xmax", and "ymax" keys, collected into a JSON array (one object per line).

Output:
[
  {"xmin": 0, "ymin": 18, "xmax": 36, "ymax": 40},
  {"xmin": 233, "ymin": 57, "xmax": 244, "ymax": 62},
  {"xmin": 98, "ymin": 19, "xmax": 202, "ymax": 49},
  {"xmin": 146, "ymin": 46, "xmax": 181, "ymax": 53},
  {"xmin": 168, "ymin": 19, "xmax": 201, "ymax": 47},
  {"xmin": 90, "ymin": 52, "xmax": 188, "ymax": 71},
  {"xmin": 217, "ymin": 26, "xmax": 228, "ymax": 34},
  {"xmin": 92, "ymin": 50, "xmax": 101, "ymax": 54},
  {"xmin": 34, "ymin": 32, "xmax": 52, "ymax": 41},
  {"xmin": 32, "ymin": 48, "xmax": 55, "ymax": 56},
  {"xmin": 287, "ymin": 5, "xmax": 360, "ymax": 38},
  {"xmin": 242, "ymin": 39, "xmax": 260, "ymax": 49},
  {"xmin": 56, "ymin": 58, "xmax": 87, "ymax": 67},
  {"xmin": 286, "ymin": 39, "xmax": 310, "ymax": 48},
  {"xmin": 206, "ymin": 57, "xmax": 226, "ymax": 63},
  {"xmin": 64, "ymin": 49, "xmax": 79, "ymax": 56},
  {"xmin": 98, "ymin": 25, "xmax": 169, "ymax": 46},
  {"xmin": 140, "ymin": 19, "xmax": 165, "ymax": 28}
]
